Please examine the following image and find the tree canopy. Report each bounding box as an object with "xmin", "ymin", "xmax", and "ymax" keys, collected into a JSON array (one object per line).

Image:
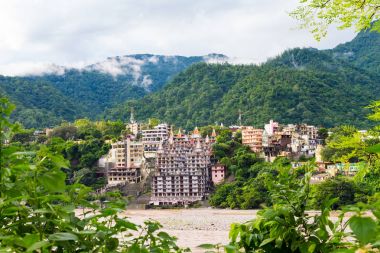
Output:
[{"xmin": 292, "ymin": 0, "xmax": 380, "ymax": 40}]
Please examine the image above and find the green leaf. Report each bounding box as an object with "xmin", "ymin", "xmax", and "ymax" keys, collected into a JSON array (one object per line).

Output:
[
  {"xmin": 224, "ymin": 244, "xmax": 236, "ymax": 253},
  {"xmin": 348, "ymin": 216, "xmax": 377, "ymax": 244},
  {"xmin": 26, "ymin": 241, "xmax": 50, "ymax": 252},
  {"xmin": 50, "ymin": 155, "xmax": 69, "ymax": 169},
  {"xmin": 116, "ymin": 218, "xmax": 138, "ymax": 231},
  {"xmin": 106, "ymin": 238, "xmax": 119, "ymax": 251},
  {"xmin": 197, "ymin": 244, "xmax": 215, "ymax": 249},
  {"xmin": 259, "ymin": 237, "xmax": 275, "ymax": 247},
  {"xmin": 157, "ymin": 231, "xmax": 173, "ymax": 240},
  {"xmin": 127, "ymin": 243, "xmax": 141, "ymax": 253},
  {"xmin": 365, "ymin": 143, "xmax": 380, "ymax": 154},
  {"xmin": 38, "ymin": 170, "xmax": 66, "ymax": 192},
  {"xmin": 49, "ymin": 232, "xmax": 78, "ymax": 241}
]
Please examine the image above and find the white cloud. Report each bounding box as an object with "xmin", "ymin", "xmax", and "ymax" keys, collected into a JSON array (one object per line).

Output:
[
  {"xmin": 86, "ymin": 56, "xmax": 154, "ymax": 87},
  {"xmin": 0, "ymin": 0, "xmax": 357, "ymax": 76},
  {"xmin": 0, "ymin": 62, "xmax": 65, "ymax": 76}
]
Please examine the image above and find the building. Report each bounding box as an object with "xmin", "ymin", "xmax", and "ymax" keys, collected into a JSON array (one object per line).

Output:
[
  {"xmin": 105, "ymin": 137, "xmax": 144, "ymax": 186},
  {"xmin": 327, "ymin": 163, "xmax": 359, "ymax": 176},
  {"xmin": 211, "ymin": 163, "xmax": 226, "ymax": 185},
  {"xmin": 142, "ymin": 123, "xmax": 171, "ymax": 158},
  {"xmin": 262, "ymin": 130, "xmax": 292, "ymax": 162},
  {"xmin": 264, "ymin": 120, "xmax": 279, "ymax": 136},
  {"xmin": 150, "ymin": 133, "xmax": 213, "ymax": 206},
  {"xmin": 242, "ymin": 120, "xmax": 319, "ymax": 161},
  {"xmin": 242, "ymin": 127, "xmax": 263, "ymax": 153}
]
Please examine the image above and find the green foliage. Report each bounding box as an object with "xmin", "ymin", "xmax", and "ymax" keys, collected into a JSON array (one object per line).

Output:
[
  {"xmin": 321, "ymin": 124, "xmax": 380, "ymax": 164},
  {"xmin": 0, "ymin": 98, "xmax": 186, "ymax": 252},
  {"xmin": 50, "ymin": 124, "xmax": 78, "ymax": 140},
  {"xmin": 332, "ymin": 29, "xmax": 380, "ymax": 74},
  {"xmin": 10, "ymin": 128, "xmax": 35, "ymax": 144},
  {"xmin": 210, "ymin": 130, "xmax": 275, "ymax": 209},
  {"xmin": 310, "ymin": 177, "xmax": 370, "ymax": 209},
  {"xmin": 291, "ymin": 0, "xmax": 380, "ymax": 41},
  {"xmin": 367, "ymin": 100, "xmax": 380, "ymax": 122},
  {"xmin": 107, "ymin": 31, "xmax": 380, "ymax": 129},
  {"xmin": 0, "ymin": 54, "xmax": 210, "ymax": 128},
  {"xmin": 2, "ymin": 33, "xmax": 379, "ymax": 129},
  {"xmin": 204, "ymin": 169, "xmax": 380, "ymax": 252}
]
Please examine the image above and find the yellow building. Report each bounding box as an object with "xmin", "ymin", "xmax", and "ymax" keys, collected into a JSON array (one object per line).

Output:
[{"xmin": 242, "ymin": 127, "xmax": 263, "ymax": 153}]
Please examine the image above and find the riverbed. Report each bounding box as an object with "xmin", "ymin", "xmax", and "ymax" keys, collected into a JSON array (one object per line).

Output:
[{"xmin": 122, "ymin": 208, "xmax": 258, "ymax": 252}]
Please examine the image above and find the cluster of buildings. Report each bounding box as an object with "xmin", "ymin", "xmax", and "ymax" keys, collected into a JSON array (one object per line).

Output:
[
  {"xmin": 98, "ymin": 112, "xmax": 225, "ymax": 206},
  {"xmin": 242, "ymin": 120, "xmax": 319, "ymax": 162},
  {"xmin": 99, "ymin": 113, "xmax": 362, "ymax": 205}
]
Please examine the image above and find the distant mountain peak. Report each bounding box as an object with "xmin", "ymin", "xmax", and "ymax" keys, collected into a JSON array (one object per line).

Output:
[{"xmin": 203, "ymin": 53, "xmax": 229, "ymax": 63}]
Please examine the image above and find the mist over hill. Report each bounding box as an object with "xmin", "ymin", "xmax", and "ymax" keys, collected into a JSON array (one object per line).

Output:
[
  {"xmin": 0, "ymin": 54, "xmax": 226, "ymax": 128},
  {"xmin": 105, "ymin": 29, "xmax": 380, "ymax": 129},
  {"xmin": 1, "ymin": 30, "xmax": 379, "ymax": 129}
]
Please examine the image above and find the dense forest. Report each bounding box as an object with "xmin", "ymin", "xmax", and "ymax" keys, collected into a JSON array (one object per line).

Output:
[
  {"xmin": 107, "ymin": 30, "xmax": 380, "ymax": 129},
  {"xmin": 0, "ymin": 54, "xmax": 217, "ymax": 128},
  {"xmin": 1, "ymin": 30, "xmax": 379, "ymax": 129}
]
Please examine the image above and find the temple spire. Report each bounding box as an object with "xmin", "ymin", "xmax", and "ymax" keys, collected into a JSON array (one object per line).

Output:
[
  {"xmin": 177, "ymin": 128, "xmax": 182, "ymax": 138},
  {"xmin": 192, "ymin": 126, "xmax": 200, "ymax": 138},
  {"xmin": 211, "ymin": 128, "xmax": 217, "ymax": 138},
  {"xmin": 195, "ymin": 138, "xmax": 202, "ymax": 152}
]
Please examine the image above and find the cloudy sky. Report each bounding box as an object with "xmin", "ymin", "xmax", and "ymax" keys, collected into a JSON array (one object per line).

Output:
[{"xmin": 0, "ymin": 0, "xmax": 356, "ymax": 76}]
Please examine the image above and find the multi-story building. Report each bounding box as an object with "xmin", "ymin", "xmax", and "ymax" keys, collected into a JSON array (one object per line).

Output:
[
  {"xmin": 242, "ymin": 127, "xmax": 263, "ymax": 153},
  {"xmin": 142, "ymin": 123, "xmax": 171, "ymax": 158},
  {"xmin": 243, "ymin": 120, "xmax": 318, "ymax": 161},
  {"xmin": 112, "ymin": 140, "xmax": 127, "ymax": 168},
  {"xmin": 262, "ymin": 131, "xmax": 292, "ymax": 162},
  {"xmin": 150, "ymin": 133, "xmax": 213, "ymax": 206},
  {"xmin": 264, "ymin": 120, "xmax": 279, "ymax": 136},
  {"xmin": 106, "ymin": 137, "xmax": 144, "ymax": 186}
]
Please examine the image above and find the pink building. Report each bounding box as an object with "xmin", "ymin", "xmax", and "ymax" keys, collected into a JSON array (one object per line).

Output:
[
  {"xmin": 211, "ymin": 164, "xmax": 226, "ymax": 185},
  {"xmin": 264, "ymin": 120, "xmax": 279, "ymax": 135}
]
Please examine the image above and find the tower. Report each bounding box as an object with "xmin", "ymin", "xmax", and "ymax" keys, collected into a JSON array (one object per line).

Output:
[{"xmin": 211, "ymin": 128, "xmax": 217, "ymax": 138}]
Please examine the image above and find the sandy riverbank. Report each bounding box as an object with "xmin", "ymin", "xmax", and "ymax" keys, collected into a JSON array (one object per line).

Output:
[{"xmin": 122, "ymin": 208, "xmax": 258, "ymax": 252}]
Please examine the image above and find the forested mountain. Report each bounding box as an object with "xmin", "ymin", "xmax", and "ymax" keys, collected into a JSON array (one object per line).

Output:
[
  {"xmin": 106, "ymin": 30, "xmax": 380, "ymax": 129},
  {"xmin": 331, "ymin": 29, "xmax": 380, "ymax": 74},
  {"xmin": 1, "ymin": 29, "xmax": 379, "ymax": 129},
  {"xmin": 0, "ymin": 76, "xmax": 85, "ymax": 127},
  {"xmin": 0, "ymin": 54, "xmax": 226, "ymax": 128}
]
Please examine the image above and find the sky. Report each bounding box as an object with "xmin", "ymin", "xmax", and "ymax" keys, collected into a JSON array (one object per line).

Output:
[{"xmin": 0, "ymin": 0, "xmax": 357, "ymax": 76}]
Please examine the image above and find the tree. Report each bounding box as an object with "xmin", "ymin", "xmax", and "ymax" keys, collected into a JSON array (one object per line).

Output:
[
  {"xmin": 367, "ymin": 100, "xmax": 380, "ymax": 122},
  {"xmin": 51, "ymin": 124, "xmax": 78, "ymax": 140},
  {"xmin": 1, "ymin": 98, "xmax": 186, "ymax": 252},
  {"xmin": 291, "ymin": 0, "xmax": 380, "ymax": 40},
  {"xmin": 11, "ymin": 129, "xmax": 34, "ymax": 144}
]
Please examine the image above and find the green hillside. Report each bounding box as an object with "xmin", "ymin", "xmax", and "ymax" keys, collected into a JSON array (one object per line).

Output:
[
  {"xmin": 105, "ymin": 59, "xmax": 379, "ymax": 129},
  {"xmin": 0, "ymin": 76, "xmax": 85, "ymax": 127},
  {"xmin": 106, "ymin": 30, "xmax": 380, "ymax": 129},
  {"xmin": 1, "ymin": 30, "xmax": 379, "ymax": 129},
  {"xmin": 331, "ymin": 29, "xmax": 380, "ymax": 74},
  {"xmin": 0, "ymin": 54, "xmax": 217, "ymax": 128}
]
